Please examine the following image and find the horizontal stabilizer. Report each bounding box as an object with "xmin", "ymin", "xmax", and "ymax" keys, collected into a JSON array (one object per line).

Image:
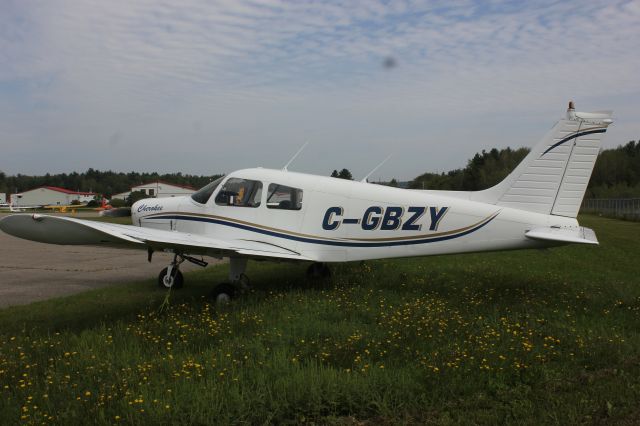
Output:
[{"xmin": 525, "ymin": 226, "xmax": 598, "ymax": 245}]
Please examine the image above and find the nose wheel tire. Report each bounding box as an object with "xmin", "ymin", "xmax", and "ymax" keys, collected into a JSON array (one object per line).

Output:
[
  {"xmin": 210, "ymin": 283, "xmax": 237, "ymax": 305},
  {"xmin": 158, "ymin": 267, "xmax": 184, "ymax": 289}
]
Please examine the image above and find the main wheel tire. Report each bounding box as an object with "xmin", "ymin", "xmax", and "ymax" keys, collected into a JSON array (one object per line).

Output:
[
  {"xmin": 210, "ymin": 283, "xmax": 237, "ymax": 305},
  {"xmin": 158, "ymin": 267, "xmax": 184, "ymax": 289},
  {"xmin": 306, "ymin": 262, "xmax": 331, "ymax": 280}
]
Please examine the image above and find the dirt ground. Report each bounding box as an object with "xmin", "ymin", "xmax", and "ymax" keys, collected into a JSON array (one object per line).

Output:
[{"xmin": 0, "ymin": 213, "xmax": 215, "ymax": 308}]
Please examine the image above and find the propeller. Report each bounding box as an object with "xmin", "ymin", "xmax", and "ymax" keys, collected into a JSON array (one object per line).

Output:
[{"xmin": 99, "ymin": 207, "xmax": 132, "ymax": 218}]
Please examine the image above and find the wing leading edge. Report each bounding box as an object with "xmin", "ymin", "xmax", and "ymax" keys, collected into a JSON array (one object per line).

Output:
[{"xmin": 0, "ymin": 214, "xmax": 311, "ymax": 261}]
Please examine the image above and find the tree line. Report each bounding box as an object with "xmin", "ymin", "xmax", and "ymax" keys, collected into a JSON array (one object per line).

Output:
[
  {"xmin": 408, "ymin": 141, "xmax": 640, "ymax": 198},
  {"xmin": 1, "ymin": 141, "xmax": 638, "ymax": 199},
  {"xmin": 0, "ymin": 169, "xmax": 222, "ymax": 198},
  {"xmin": 409, "ymin": 147, "xmax": 529, "ymax": 191},
  {"xmin": 588, "ymin": 141, "xmax": 640, "ymax": 198}
]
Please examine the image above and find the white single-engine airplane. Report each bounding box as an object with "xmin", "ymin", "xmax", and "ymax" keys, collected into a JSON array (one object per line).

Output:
[{"xmin": 0, "ymin": 103, "xmax": 612, "ymax": 303}]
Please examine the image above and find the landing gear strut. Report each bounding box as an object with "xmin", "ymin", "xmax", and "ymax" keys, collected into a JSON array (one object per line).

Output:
[
  {"xmin": 156, "ymin": 253, "xmax": 249, "ymax": 305},
  {"xmin": 211, "ymin": 257, "xmax": 249, "ymax": 305}
]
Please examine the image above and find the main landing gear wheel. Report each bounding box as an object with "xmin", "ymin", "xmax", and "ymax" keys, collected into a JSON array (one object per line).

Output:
[
  {"xmin": 211, "ymin": 283, "xmax": 237, "ymax": 305},
  {"xmin": 208, "ymin": 257, "xmax": 248, "ymax": 306},
  {"xmin": 306, "ymin": 262, "xmax": 331, "ymax": 279},
  {"xmin": 158, "ymin": 267, "xmax": 184, "ymax": 289}
]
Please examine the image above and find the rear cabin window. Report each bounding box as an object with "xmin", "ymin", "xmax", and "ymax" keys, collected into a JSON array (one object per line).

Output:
[
  {"xmin": 266, "ymin": 183, "xmax": 303, "ymax": 210},
  {"xmin": 191, "ymin": 176, "xmax": 225, "ymax": 204},
  {"xmin": 215, "ymin": 178, "xmax": 263, "ymax": 207}
]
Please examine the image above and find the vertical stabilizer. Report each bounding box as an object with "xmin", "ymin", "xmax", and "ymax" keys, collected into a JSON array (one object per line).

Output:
[{"xmin": 473, "ymin": 102, "xmax": 613, "ymax": 217}]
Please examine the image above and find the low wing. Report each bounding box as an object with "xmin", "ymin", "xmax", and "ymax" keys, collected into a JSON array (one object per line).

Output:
[
  {"xmin": 0, "ymin": 214, "xmax": 311, "ymax": 261},
  {"xmin": 525, "ymin": 226, "xmax": 598, "ymax": 245}
]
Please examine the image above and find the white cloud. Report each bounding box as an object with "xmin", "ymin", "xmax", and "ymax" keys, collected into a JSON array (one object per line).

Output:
[{"xmin": 0, "ymin": 0, "xmax": 639, "ymax": 179}]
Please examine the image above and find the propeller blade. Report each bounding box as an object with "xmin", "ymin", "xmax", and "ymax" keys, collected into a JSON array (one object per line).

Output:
[{"xmin": 99, "ymin": 207, "xmax": 132, "ymax": 218}]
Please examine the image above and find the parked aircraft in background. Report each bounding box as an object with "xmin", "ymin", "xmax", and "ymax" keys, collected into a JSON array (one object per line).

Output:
[
  {"xmin": 0, "ymin": 102, "xmax": 613, "ymax": 303},
  {"xmin": 7, "ymin": 202, "xmax": 41, "ymax": 212}
]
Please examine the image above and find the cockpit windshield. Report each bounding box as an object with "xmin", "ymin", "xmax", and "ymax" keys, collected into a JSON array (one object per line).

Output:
[{"xmin": 191, "ymin": 176, "xmax": 225, "ymax": 204}]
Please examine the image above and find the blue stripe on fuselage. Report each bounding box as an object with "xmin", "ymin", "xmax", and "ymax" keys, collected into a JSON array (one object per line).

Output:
[{"xmin": 144, "ymin": 214, "xmax": 497, "ymax": 248}]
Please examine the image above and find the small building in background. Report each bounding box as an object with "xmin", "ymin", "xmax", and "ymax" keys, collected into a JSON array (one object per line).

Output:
[
  {"xmin": 111, "ymin": 190, "xmax": 131, "ymax": 201},
  {"xmin": 111, "ymin": 181, "xmax": 195, "ymax": 201},
  {"xmin": 12, "ymin": 187, "xmax": 96, "ymax": 207},
  {"xmin": 0, "ymin": 193, "xmax": 6, "ymax": 204}
]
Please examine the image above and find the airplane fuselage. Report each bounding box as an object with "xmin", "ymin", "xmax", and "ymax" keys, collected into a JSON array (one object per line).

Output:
[{"xmin": 132, "ymin": 168, "xmax": 577, "ymax": 262}]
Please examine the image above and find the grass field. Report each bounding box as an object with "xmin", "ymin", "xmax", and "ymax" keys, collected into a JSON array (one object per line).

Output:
[{"xmin": 0, "ymin": 215, "xmax": 639, "ymax": 425}]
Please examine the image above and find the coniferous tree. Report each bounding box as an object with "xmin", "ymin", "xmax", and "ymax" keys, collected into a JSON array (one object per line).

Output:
[{"xmin": 337, "ymin": 169, "xmax": 353, "ymax": 180}]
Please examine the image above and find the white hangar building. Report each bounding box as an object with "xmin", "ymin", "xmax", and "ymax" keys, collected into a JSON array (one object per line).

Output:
[
  {"xmin": 13, "ymin": 186, "xmax": 96, "ymax": 207},
  {"xmin": 111, "ymin": 181, "xmax": 195, "ymax": 201}
]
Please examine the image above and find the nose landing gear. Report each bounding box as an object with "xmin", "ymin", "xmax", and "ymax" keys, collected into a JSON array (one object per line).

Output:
[
  {"xmin": 158, "ymin": 266, "xmax": 184, "ymax": 289},
  {"xmin": 157, "ymin": 252, "xmax": 208, "ymax": 289},
  {"xmin": 154, "ymin": 253, "xmax": 263, "ymax": 306}
]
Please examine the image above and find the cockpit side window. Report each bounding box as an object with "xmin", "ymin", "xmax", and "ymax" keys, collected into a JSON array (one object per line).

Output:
[
  {"xmin": 215, "ymin": 178, "xmax": 263, "ymax": 207},
  {"xmin": 266, "ymin": 183, "xmax": 303, "ymax": 210},
  {"xmin": 191, "ymin": 176, "xmax": 225, "ymax": 204}
]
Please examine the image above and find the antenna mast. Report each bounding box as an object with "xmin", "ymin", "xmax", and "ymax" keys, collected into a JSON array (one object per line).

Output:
[
  {"xmin": 282, "ymin": 142, "xmax": 309, "ymax": 171},
  {"xmin": 361, "ymin": 155, "xmax": 392, "ymax": 183}
]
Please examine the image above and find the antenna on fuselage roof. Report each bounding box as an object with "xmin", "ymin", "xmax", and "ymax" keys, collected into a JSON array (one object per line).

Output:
[
  {"xmin": 282, "ymin": 142, "xmax": 309, "ymax": 172},
  {"xmin": 361, "ymin": 154, "xmax": 393, "ymax": 183}
]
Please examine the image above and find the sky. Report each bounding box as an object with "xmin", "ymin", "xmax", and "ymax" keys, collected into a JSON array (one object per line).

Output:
[{"xmin": 1, "ymin": 0, "xmax": 639, "ymax": 181}]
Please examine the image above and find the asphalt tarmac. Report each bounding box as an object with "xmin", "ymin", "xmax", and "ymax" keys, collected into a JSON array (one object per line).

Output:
[{"xmin": 0, "ymin": 215, "xmax": 208, "ymax": 308}]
